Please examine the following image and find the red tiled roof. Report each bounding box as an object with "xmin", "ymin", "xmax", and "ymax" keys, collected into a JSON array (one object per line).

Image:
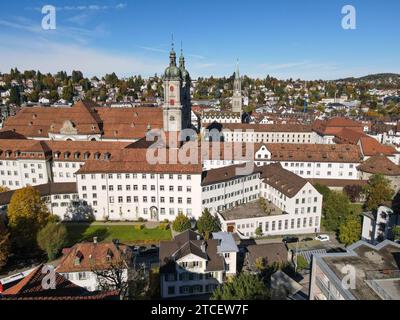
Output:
[
  {"xmin": 313, "ymin": 117, "xmax": 364, "ymax": 136},
  {"xmin": 1, "ymin": 101, "xmax": 164, "ymax": 140},
  {"xmin": 2, "ymin": 264, "xmax": 119, "ymax": 300},
  {"xmin": 357, "ymin": 155, "xmax": 400, "ymax": 176},
  {"xmin": 56, "ymin": 242, "xmax": 132, "ymax": 273},
  {"xmin": 358, "ymin": 137, "xmax": 396, "ymax": 156}
]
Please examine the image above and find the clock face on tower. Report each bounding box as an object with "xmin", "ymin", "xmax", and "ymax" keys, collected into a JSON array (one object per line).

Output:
[{"xmin": 170, "ymin": 85, "xmax": 174, "ymax": 92}]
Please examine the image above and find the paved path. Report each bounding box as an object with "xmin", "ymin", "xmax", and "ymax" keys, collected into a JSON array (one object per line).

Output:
[{"xmin": 84, "ymin": 221, "xmax": 162, "ymax": 228}]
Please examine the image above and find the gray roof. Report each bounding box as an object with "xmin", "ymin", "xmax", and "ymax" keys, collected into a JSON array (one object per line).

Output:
[
  {"xmin": 212, "ymin": 232, "xmax": 239, "ymax": 253},
  {"xmin": 0, "ymin": 182, "xmax": 78, "ymax": 206}
]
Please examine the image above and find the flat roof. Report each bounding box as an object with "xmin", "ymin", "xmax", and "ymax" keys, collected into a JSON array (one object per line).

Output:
[
  {"xmin": 219, "ymin": 200, "xmax": 285, "ymax": 221},
  {"xmin": 316, "ymin": 241, "xmax": 400, "ymax": 300}
]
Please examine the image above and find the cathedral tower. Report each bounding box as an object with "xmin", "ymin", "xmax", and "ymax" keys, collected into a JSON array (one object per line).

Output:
[
  {"xmin": 232, "ymin": 61, "xmax": 242, "ymax": 113},
  {"xmin": 162, "ymin": 42, "xmax": 192, "ymax": 133}
]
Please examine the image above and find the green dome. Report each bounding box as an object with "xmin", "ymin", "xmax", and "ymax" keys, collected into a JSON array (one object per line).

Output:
[
  {"xmin": 179, "ymin": 54, "xmax": 190, "ymax": 81},
  {"xmin": 164, "ymin": 65, "xmax": 182, "ymax": 79},
  {"xmin": 164, "ymin": 48, "xmax": 182, "ymax": 80}
]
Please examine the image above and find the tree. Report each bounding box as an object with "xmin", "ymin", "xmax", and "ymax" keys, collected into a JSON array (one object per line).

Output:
[
  {"xmin": 9, "ymin": 86, "xmax": 21, "ymax": 105},
  {"xmin": 62, "ymin": 84, "xmax": 74, "ymax": 102},
  {"xmin": 254, "ymin": 257, "xmax": 266, "ymax": 272},
  {"xmin": 0, "ymin": 220, "xmax": 10, "ymax": 269},
  {"xmin": 339, "ymin": 215, "xmax": 361, "ymax": 246},
  {"xmin": 71, "ymin": 70, "xmax": 83, "ymax": 84},
  {"xmin": 322, "ymin": 191, "xmax": 352, "ymax": 232},
  {"xmin": 255, "ymin": 227, "xmax": 263, "ymax": 237},
  {"xmin": 196, "ymin": 209, "xmax": 220, "ymax": 240},
  {"xmin": 343, "ymin": 185, "xmax": 364, "ymax": 203},
  {"xmin": 7, "ymin": 186, "xmax": 50, "ymax": 253},
  {"xmin": 0, "ymin": 186, "xmax": 9, "ymax": 193},
  {"xmin": 364, "ymin": 174, "xmax": 394, "ymax": 211},
  {"xmin": 91, "ymin": 254, "xmax": 137, "ymax": 299},
  {"xmin": 211, "ymin": 273, "xmax": 270, "ymax": 300},
  {"xmin": 37, "ymin": 221, "xmax": 68, "ymax": 261},
  {"xmin": 172, "ymin": 213, "xmax": 191, "ymax": 233},
  {"xmin": 392, "ymin": 225, "xmax": 400, "ymax": 241}
]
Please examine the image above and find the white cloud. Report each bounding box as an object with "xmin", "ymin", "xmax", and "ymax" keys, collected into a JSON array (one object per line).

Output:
[
  {"xmin": 0, "ymin": 39, "xmax": 164, "ymax": 77},
  {"xmin": 28, "ymin": 3, "xmax": 128, "ymax": 12}
]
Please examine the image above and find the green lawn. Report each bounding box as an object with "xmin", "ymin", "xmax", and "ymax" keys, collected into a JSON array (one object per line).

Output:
[{"xmin": 64, "ymin": 223, "xmax": 172, "ymax": 246}]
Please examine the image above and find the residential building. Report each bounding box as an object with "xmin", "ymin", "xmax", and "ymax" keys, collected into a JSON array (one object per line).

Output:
[
  {"xmin": 309, "ymin": 240, "xmax": 400, "ymax": 300},
  {"xmin": 362, "ymin": 205, "xmax": 400, "ymax": 243},
  {"xmin": 159, "ymin": 230, "xmax": 238, "ymax": 298},
  {"xmin": 56, "ymin": 240, "xmax": 132, "ymax": 292},
  {"xmin": 0, "ymin": 264, "xmax": 119, "ymax": 300},
  {"xmin": 218, "ymin": 163, "xmax": 323, "ymax": 238}
]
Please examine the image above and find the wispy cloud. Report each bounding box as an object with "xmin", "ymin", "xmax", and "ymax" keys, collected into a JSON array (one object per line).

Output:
[
  {"xmin": 0, "ymin": 37, "xmax": 163, "ymax": 77},
  {"xmin": 0, "ymin": 16, "xmax": 107, "ymax": 44},
  {"xmin": 138, "ymin": 46, "xmax": 168, "ymax": 54},
  {"xmin": 27, "ymin": 3, "xmax": 127, "ymax": 12}
]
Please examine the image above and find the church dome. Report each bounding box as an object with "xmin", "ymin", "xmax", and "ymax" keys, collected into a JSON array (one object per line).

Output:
[
  {"xmin": 179, "ymin": 54, "xmax": 190, "ymax": 81},
  {"xmin": 164, "ymin": 48, "xmax": 182, "ymax": 80},
  {"xmin": 164, "ymin": 65, "xmax": 182, "ymax": 79}
]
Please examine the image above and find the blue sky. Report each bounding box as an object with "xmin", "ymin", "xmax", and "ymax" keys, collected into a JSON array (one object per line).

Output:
[{"xmin": 0, "ymin": 0, "xmax": 399, "ymax": 80}]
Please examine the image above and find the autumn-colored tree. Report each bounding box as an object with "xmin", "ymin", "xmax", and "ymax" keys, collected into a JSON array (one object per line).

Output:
[
  {"xmin": 339, "ymin": 215, "xmax": 361, "ymax": 246},
  {"xmin": 8, "ymin": 186, "xmax": 50, "ymax": 253},
  {"xmin": 37, "ymin": 221, "xmax": 68, "ymax": 261},
  {"xmin": 172, "ymin": 213, "xmax": 191, "ymax": 233},
  {"xmin": 0, "ymin": 219, "xmax": 10, "ymax": 269},
  {"xmin": 364, "ymin": 174, "xmax": 394, "ymax": 211},
  {"xmin": 0, "ymin": 186, "xmax": 10, "ymax": 193}
]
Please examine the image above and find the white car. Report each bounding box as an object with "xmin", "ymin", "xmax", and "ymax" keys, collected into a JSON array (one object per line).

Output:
[{"xmin": 315, "ymin": 234, "xmax": 330, "ymax": 242}]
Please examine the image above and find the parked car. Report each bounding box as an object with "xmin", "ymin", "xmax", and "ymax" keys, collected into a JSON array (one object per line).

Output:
[
  {"xmin": 315, "ymin": 234, "xmax": 330, "ymax": 242},
  {"xmin": 282, "ymin": 236, "xmax": 299, "ymax": 244},
  {"xmin": 301, "ymin": 237, "xmax": 314, "ymax": 242}
]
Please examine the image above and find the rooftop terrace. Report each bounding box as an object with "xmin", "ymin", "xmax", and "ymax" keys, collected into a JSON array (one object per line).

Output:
[{"xmin": 219, "ymin": 200, "xmax": 286, "ymax": 221}]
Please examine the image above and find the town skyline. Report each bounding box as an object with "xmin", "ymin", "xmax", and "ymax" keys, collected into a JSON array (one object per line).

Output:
[{"xmin": 1, "ymin": 0, "xmax": 400, "ymax": 80}]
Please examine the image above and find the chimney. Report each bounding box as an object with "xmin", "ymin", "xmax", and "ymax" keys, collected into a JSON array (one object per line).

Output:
[
  {"xmin": 201, "ymin": 241, "xmax": 207, "ymax": 253},
  {"xmin": 93, "ymin": 237, "xmax": 98, "ymax": 244}
]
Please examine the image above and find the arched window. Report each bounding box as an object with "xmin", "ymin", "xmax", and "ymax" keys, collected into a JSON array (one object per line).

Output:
[{"xmin": 94, "ymin": 152, "xmax": 101, "ymax": 160}]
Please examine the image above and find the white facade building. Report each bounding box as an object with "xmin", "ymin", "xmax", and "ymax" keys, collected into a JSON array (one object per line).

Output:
[{"xmin": 159, "ymin": 230, "xmax": 238, "ymax": 298}]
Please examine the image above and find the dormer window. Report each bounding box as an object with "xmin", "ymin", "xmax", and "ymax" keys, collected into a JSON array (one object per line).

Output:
[
  {"xmin": 5, "ymin": 151, "xmax": 11, "ymax": 158},
  {"xmin": 54, "ymin": 152, "xmax": 61, "ymax": 159},
  {"xmin": 104, "ymin": 153, "xmax": 111, "ymax": 161},
  {"xmin": 94, "ymin": 152, "xmax": 101, "ymax": 160},
  {"xmin": 74, "ymin": 152, "xmax": 80, "ymax": 160},
  {"xmin": 106, "ymin": 249, "xmax": 114, "ymax": 262},
  {"xmin": 64, "ymin": 152, "xmax": 71, "ymax": 159},
  {"xmin": 83, "ymin": 152, "xmax": 90, "ymax": 160},
  {"xmin": 74, "ymin": 250, "xmax": 83, "ymax": 266}
]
